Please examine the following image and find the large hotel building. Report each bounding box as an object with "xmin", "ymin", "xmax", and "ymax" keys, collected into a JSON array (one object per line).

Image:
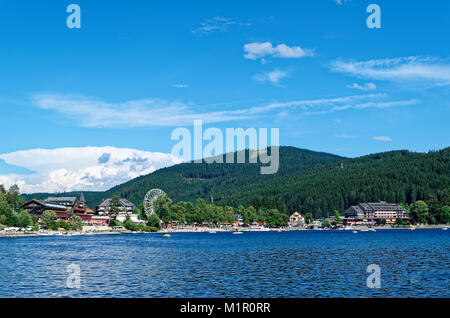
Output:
[{"xmin": 344, "ymin": 201, "xmax": 410, "ymax": 225}]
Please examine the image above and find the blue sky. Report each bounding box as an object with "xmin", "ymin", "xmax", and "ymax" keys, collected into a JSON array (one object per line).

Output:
[{"xmin": 0, "ymin": 0, "xmax": 449, "ymax": 192}]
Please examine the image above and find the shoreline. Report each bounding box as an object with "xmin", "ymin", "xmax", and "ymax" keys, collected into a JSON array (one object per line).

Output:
[{"xmin": 1, "ymin": 224, "xmax": 447, "ymax": 238}]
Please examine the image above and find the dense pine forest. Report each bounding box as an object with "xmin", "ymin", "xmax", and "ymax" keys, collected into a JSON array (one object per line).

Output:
[
  {"xmin": 26, "ymin": 147, "xmax": 344, "ymax": 209},
  {"xmin": 223, "ymin": 148, "xmax": 450, "ymax": 219},
  {"xmin": 24, "ymin": 147, "xmax": 450, "ymax": 220}
]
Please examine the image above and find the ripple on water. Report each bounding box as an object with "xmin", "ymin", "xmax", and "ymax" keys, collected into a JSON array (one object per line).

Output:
[{"xmin": 0, "ymin": 230, "xmax": 448, "ymax": 297}]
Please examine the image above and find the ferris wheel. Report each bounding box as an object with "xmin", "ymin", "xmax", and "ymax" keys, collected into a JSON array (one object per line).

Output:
[{"xmin": 143, "ymin": 189, "xmax": 166, "ymax": 216}]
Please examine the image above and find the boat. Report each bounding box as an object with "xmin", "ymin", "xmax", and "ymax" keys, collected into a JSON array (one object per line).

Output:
[
  {"xmin": 409, "ymin": 226, "xmax": 416, "ymax": 231},
  {"xmin": 369, "ymin": 228, "xmax": 376, "ymax": 232},
  {"xmin": 208, "ymin": 230, "xmax": 217, "ymax": 234},
  {"xmin": 163, "ymin": 234, "xmax": 171, "ymax": 238},
  {"xmin": 232, "ymin": 229, "xmax": 243, "ymax": 235},
  {"xmin": 352, "ymin": 230, "xmax": 358, "ymax": 234},
  {"xmin": 442, "ymin": 227, "xmax": 447, "ymax": 231}
]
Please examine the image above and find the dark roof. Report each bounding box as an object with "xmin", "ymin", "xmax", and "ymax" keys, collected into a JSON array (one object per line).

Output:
[
  {"xmin": 45, "ymin": 197, "xmax": 77, "ymax": 204},
  {"xmin": 79, "ymin": 192, "xmax": 86, "ymax": 202},
  {"xmin": 347, "ymin": 201, "xmax": 408, "ymax": 213},
  {"xmin": 20, "ymin": 199, "xmax": 45, "ymax": 208},
  {"xmin": 21, "ymin": 199, "xmax": 67, "ymax": 211},
  {"xmin": 97, "ymin": 198, "xmax": 135, "ymax": 208}
]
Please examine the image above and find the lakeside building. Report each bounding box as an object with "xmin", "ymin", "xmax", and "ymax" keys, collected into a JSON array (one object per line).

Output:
[
  {"xmin": 21, "ymin": 199, "xmax": 69, "ymax": 219},
  {"xmin": 96, "ymin": 198, "xmax": 135, "ymax": 216},
  {"xmin": 344, "ymin": 201, "xmax": 409, "ymax": 225},
  {"xmin": 233, "ymin": 214, "xmax": 244, "ymax": 227},
  {"xmin": 289, "ymin": 212, "xmax": 305, "ymax": 227},
  {"xmin": 20, "ymin": 194, "xmax": 142, "ymax": 227},
  {"xmin": 20, "ymin": 193, "xmax": 94, "ymax": 222}
]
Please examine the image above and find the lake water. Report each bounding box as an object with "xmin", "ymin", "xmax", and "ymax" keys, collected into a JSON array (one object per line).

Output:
[{"xmin": 0, "ymin": 229, "xmax": 448, "ymax": 298}]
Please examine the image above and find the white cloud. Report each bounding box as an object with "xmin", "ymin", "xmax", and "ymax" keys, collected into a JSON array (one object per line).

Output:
[
  {"xmin": 347, "ymin": 82, "xmax": 376, "ymax": 91},
  {"xmin": 245, "ymin": 93, "xmax": 419, "ymax": 116},
  {"xmin": 31, "ymin": 93, "xmax": 250, "ymax": 128},
  {"xmin": 244, "ymin": 42, "xmax": 314, "ymax": 61},
  {"xmin": 253, "ymin": 69, "xmax": 288, "ymax": 86},
  {"xmin": 30, "ymin": 92, "xmax": 419, "ymax": 128},
  {"xmin": 336, "ymin": 134, "xmax": 355, "ymax": 139},
  {"xmin": 331, "ymin": 56, "xmax": 450, "ymax": 86},
  {"xmin": 0, "ymin": 147, "xmax": 182, "ymax": 193},
  {"xmin": 172, "ymin": 84, "xmax": 189, "ymax": 88},
  {"xmin": 192, "ymin": 16, "xmax": 250, "ymax": 35},
  {"xmin": 371, "ymin": 136, "xmax": 392, "ymax": 142}
]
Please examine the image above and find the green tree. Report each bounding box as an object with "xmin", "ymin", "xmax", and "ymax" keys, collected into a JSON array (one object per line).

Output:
[
  {"xmin": 243, "ymin": 206, "xmax": 257, "ymax": 225},
  {"xmin": 333, "ymin": 210, "xmax": 342, "ymax": 225},
  {"xmin": 323, "ymin": 219, "xmax": 331, "ymax": 228},
  {"xmin": 304, "ymin": 212, "xmax": 313, "ymax": 224},
  {"xmin": 41, "ymin": 210, "xmax": 57, "ymax": 229},
  {"xmin": 58, "ymin": 220, "xmax": 70, "ymax": 230},
  {"xmin": 137, "ymin": 203, "xmax": 147, "ymax": 221},
  {"xmin": 68, "ymin": 215, "xmax": 83, "ymax": 231},
  {"xmin": 183, "ymin": 202, "xmax": 196, "ymax": 224},
  {"xmin": 171, "ymin": 202, "xmax": 186, "ymax": 223},
  {"xmin": 410, "ymin": 200, "xmax": 429, "ymax": 224},
  {"xmin": 155, "ymin": 195, "xmax": 172, "ymax": 224},
  {"xmin": 109, "ymin": 196, "xmax": 122, "ymax": 215},
  {"xmin": 17, "ymin": 210, "xmax": 32, "ymax": 227},
  {"xmin": 395, "ymin": 218, "xmax": 406, "ymax": 225},
  {"xmin": 124, "ymin": 216, "xmax": 138, "ymax": 231},
  {"xmin": 147, "ymin": 213, "xmax": 161, "ymax": 230},
  {"xmin": 0, "ymin": 214, "xmax": 7, "ymax": 225},
  {"xmin": 194, "ymin": 198, "xmax": 208, "ymax": 223},
  {"xmin": 0, "ymin": 201, "xmax": 14, "ymax": 225},
  {"xmin": 438, "ymin": 206, "xmax": 450, "ymax": 224},
  {"xmin": 264, "ymin": 209, "xmax": 287, "ymax": 227}
]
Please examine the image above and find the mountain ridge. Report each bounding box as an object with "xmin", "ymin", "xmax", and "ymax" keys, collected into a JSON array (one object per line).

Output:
[{"xmin": 23, "ymin": 146, "xmax": 450, "ymax": 218}]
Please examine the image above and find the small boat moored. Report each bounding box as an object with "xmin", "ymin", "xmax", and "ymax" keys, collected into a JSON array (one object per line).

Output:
[{"xmin": 163, "ymin": 234, "xmax": 171, "ymax": 238}]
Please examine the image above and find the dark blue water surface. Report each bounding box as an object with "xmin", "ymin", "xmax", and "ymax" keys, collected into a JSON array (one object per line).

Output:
[{"xmin": 0, "ymin": 229, "xmax": 448, "ymax": 298}]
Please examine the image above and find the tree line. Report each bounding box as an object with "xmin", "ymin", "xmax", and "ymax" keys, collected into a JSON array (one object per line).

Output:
[{"xmin": 134, "ymin": 194, "xmax": 289, "ymax": 228}]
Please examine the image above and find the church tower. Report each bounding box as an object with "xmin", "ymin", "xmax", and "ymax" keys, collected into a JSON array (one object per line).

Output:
[{"xmin": 78, "ymin": 192, "xmax": 87, "ymax": 212}]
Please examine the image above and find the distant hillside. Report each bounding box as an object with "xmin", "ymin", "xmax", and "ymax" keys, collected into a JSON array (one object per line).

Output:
[
  {"xmin": 25, "ymin": 147, "xmax": 344, "ymax": 209},
  {"xmin": 89, "ymin": 147, "xmax": 344, "ymax": 208},
  {"xmin": 223, "ymin": 148, "xmax": 450, "ymax": 218},
  {"xmin": 23, "ymin": 147, "xmax": 450, "ymax": 218}
]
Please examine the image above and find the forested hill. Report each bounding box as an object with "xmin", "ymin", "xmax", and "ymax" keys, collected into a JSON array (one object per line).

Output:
[
  {"xmin": 89, "ymin": 147, "xmax": 344, "ymax": 208},
  {"xmin": 222, "ymin": 148, "xmax": 450, "ymax": 218},
  {"xmin": 24, "ymin": 147, "xmax": 344, "ymax": 209},
  {"xmin": 24, "ymin": 147, "xmax": 450, "ymax": 219}
]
